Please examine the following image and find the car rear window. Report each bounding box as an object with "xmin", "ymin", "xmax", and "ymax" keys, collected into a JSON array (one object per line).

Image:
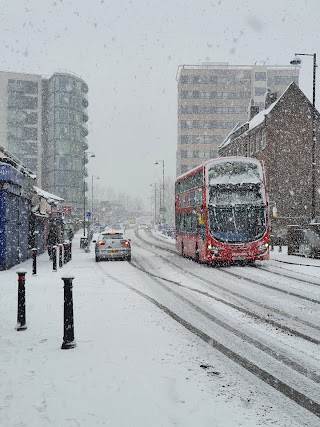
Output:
[{"xmin": 102, "ymin": 233, "xmax": 123, "ymax": 240}]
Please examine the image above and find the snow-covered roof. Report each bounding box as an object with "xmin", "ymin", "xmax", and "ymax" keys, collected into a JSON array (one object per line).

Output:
[
  {"xmin": 34, "ymin": 186, "xmax": 64, "ymax": 202},
  {"xmin": 219, "ymin": 82, "xmax": 297, "ymax": 150},
  {"xmin": 0, "ymin": 144, "xmax": 37, "ymax": 179}
]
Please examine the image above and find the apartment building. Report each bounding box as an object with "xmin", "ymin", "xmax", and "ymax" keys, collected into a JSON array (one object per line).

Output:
[
  {"xmin": 42, "ymin": 72, "xmax": 89, "ymax": 218},
  {"xmin": 176, "ymin": 62, "xmax": 300, "ymax": 176},
  {"xmin": 0, "ymin": 70, "xmax": 89, "ymax": 217}
]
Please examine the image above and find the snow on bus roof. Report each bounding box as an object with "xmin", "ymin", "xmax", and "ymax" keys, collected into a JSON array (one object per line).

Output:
[
  {"xmin": 207, "ymin": 157, "xmax": 263, "ymax": 185},
  {"xmin": 176, "ymin": 156, "xmax": 262, "ymax": 181}
]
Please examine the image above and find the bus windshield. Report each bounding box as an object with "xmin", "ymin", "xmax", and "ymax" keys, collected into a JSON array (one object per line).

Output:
[{"xmin": 208, "ymin": 204, "xmax": 267, "ymax": 243}]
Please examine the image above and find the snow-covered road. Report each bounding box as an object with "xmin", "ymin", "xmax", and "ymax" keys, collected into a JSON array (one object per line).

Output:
[{"xmin": 0, "ymin": 230, "xmax": 319, "ymax": 426}]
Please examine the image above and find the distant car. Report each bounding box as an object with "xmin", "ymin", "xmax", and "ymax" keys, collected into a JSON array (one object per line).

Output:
[
  {"xmin": 108, "ymin": 223, "xmax": 125, "ymax": 233},
  {"xmin": 138, "ymin": 223, "xmax": 149, "ymax": 229},
  {"xmin": 93, "ymin": 231, "xmax": 131, "ymax": 262}
]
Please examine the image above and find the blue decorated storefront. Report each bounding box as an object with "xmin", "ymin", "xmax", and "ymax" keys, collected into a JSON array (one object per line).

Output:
[{"xmin": 0, "ymin": 163, "xmax": 30, "ymax": 270}]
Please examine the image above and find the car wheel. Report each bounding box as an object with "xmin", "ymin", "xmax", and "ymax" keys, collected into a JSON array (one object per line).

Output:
[
  {"xmin": 95, "ymin": 255, "xmax": 100, "ymax": 262},
  {"xmin": 126, "ymin": 255, "xmax": 131, "ymax": 261}
]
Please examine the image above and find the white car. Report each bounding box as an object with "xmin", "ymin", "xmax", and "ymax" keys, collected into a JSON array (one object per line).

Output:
[
  {"xmin": 93, "ymin": 231, "xmax": 131, "ymax": 262},
  {"xmin": 138, "ymin": 223, "xmax": 149, "ymax": 229}
]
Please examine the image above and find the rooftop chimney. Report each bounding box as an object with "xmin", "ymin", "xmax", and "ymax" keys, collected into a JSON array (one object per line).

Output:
[
  {"xmin": 265, "ymin": 89, "xmax": 278, "ymax": 109},
  {"xmin": 249, "ymin": 99, "xmax": 260, "ymax": 120}
]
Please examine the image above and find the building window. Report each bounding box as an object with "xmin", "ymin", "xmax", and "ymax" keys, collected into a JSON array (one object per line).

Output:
[
  {"xmin": 249, "ymin": 136, "xmax": 254, "ymax": 155},
  {"xmin": 255, "ymin": 72, "xmax": 266, "ymax": 81},
  {"xmin": 8, "ymin": 79, "xmax": 38, "ymax": 94},
  {"xmin": 261, "ymin": 128, "xmax": 266, "ymax": 150},
  {"xmin": 255, "ymin": 131, "xmax": 260, "ymax": 153},
  {"xmin": 255, "ymin": 87, "xmax": 267, "ymax": 96},
  {"xmin": 22, "ymin": 127, "xmax": 38, "ymax": 140},
  {"xmin": 180, "ymin": 165, "xmax": 189, "ymax": 174},
  {"xmin": 268, "ymin": 76, "xmax": 298, "ymax": 85}
]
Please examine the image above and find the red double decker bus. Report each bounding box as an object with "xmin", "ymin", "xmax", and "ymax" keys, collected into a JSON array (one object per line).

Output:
[{"xmin": 175, "ymin": 156, "xmax": 269, "ymax": 264}]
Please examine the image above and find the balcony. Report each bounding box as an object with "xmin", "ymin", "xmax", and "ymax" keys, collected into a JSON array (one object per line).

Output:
[
  {"xmin": 82, "ymin": 113, "xmax": 89, "ymax": 123},
  {"xmin": 82, "ymin": 98, "xmax": 88, "ymax": 108},
  {"xmin": 81, "ymin": 127, "xmax": 89, "ymax": 138}
]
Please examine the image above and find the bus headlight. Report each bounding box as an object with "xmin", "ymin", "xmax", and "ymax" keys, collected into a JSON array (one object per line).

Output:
[
  {"xmin": 257, "ymin": 242, "xmax": 269, "ymax": 252},
  {"xmin": 208, "ymin": 244, "xmax": 220, "ymax": 251}
]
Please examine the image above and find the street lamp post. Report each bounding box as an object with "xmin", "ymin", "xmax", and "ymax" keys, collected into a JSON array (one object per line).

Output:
[
  {"xmin": 155, "ymin": 160, "xmax": 165, "ymax": 223},
  {"xmin": 83, "ymin": 152, "xmax": 95, "ymax": 236},
  {"xmin": 290, "ymin": 53, "xmax": 317, "ymax": 222},
  {"xmin": 91, "ymin": 175, "xmax": 100, "ymax": 224}
]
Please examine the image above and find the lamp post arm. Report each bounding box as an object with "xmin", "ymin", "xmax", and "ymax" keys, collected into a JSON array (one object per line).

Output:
[{"xmin": 294, "ymin": 53, "xmax": 315, "ymax": 57}]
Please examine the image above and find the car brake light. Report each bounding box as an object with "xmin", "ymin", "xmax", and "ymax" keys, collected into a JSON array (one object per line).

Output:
[
  {"xmin": 97, "ymin": 241, "xmax": 105, "ymax": 246},
  {"xmin": 121, "ymin": 240, "xmax": 130, "ymax": 247}
]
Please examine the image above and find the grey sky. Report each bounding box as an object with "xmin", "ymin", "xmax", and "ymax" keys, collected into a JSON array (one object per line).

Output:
[{"xmin": 0, "ymin": 0, "xmax": 319, "ymax": 204}]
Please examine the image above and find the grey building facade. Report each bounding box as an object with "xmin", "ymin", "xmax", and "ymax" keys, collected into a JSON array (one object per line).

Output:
[
  {"xmin": 0, "ymin": 70, "xmax": 89, "ymax": 217},
  {"xmin": 176, "ymin": 63, "xmax": 300, "ymax": 176},
  {"xmin": 0, "ymin": 72, "xmax": 43, "ymax": 183}
]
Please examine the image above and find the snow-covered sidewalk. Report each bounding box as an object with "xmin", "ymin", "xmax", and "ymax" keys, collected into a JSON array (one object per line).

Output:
[{"xmin": 0, "ymin": 233, "xmax": 313, "ymax": 426}]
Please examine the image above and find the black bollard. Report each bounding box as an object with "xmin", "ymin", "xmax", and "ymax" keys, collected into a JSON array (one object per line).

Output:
[
  {"xmin": 32, "ymin": 248, "xmax": 37, "ymax": 275},
  {"xmin": 63, "ymin": 243, "xmax": 67, "ymax": 264},
  {"xmin": 59, "ymin": 244, "xmax": 63, "ymax": 268},
  {"xmin": 278, "ymin": 237, "xmax": 282, "ymax": 253},
  {"xmin": 52, "ymin": 245, "xmax": 57, "ymax": 272},
  {"xmin": 16, "ymin": 269, "xmax": 27, "ymax": 331},
  {"xmin": 69, "ymin": 242, "xmax": 72, "ymax": 261},
  {"xmin": 61, "ymin": 275, "xmax": 76, "ymax": 349}
]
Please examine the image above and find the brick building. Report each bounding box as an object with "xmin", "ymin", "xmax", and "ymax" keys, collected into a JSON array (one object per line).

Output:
[{"xmin": 218, "ymin": 82, "xmax": 320, "ymax": 234}]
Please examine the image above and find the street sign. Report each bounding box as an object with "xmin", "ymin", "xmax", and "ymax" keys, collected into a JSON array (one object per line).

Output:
[
  {"xmin": 62, "ymin": 205, "xmax": 72, "ymax": 215},
  {"xmin": 86, "ymin": 211, "xmax": 91, "ymax": 217}
]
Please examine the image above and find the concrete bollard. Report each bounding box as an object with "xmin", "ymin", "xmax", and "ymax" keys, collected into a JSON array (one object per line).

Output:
[
  {"xmin": 52, "ymin": 245, "xmax": 57, "ymax": 272},
  {"xmin": 16, "ymin": 269, "xmax": 27, "ymax": 331},
  {"xmin": 61, "ymin": 275, "xmax": 76, "ymax": 350},
  {"xmin": 32, "ymin": 248, "xmax": 37, "ymax": 275},
  {"xmin": 59, "ymin": 244, "xmax": 63, "ymax": 268}
]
